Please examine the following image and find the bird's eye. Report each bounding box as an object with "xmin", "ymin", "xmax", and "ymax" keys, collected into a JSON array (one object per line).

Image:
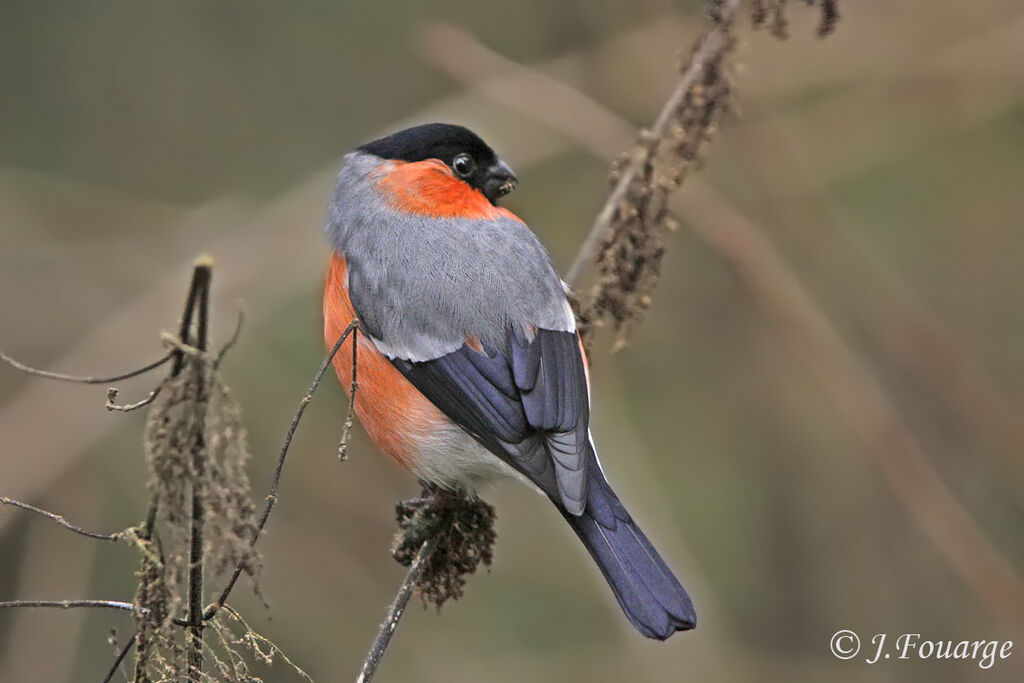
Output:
[{"xmin": 452, "ymin": 153, "xmax": 475, "ymax": 177}]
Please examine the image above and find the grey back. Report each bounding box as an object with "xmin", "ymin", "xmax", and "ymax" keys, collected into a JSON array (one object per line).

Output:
[{"xmin": 324, "ymin": 152, "xmax": 574, "ymax": 362}]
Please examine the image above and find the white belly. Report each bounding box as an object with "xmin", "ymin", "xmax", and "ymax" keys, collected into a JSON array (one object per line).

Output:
[{"xmin": 407, "ymin": 420, "xmax": 538, "ymax": 494}]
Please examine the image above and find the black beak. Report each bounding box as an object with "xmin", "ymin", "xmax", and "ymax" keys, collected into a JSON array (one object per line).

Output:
[{"xmin": 483, "ymin": 159, "xmax": 517, "ymax": 204}]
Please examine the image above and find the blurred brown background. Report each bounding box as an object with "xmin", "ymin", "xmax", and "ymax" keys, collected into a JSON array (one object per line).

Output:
[{"xmin": 2, "ymin": 1, "xmax": 1023, "ymax": 681}]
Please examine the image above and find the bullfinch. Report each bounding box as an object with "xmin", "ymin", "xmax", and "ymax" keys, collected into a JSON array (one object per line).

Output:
[{"xmin": 321, "ymin": 123, "xmax": 696, "ymax": 639}]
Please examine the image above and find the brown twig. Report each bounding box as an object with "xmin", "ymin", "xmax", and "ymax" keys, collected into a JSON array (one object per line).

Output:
[
  {"xmin": 101, "ymin": 634, "xmax": 137, "ymax": 683},
  {"xmin": 171, "ymin": 257, "xmax": 209, "ymax": 377},
  {"xmin": 356, "ymin": 533, "xmax": 442, "ymax": 683},
  {"xmin": 0, "ymin": 599, "xmax": 143, "ymax": 614},
  {"xmin": 105, "ymin": 385, "xmax": 164, "ymax": 412},
  {"xmin": 185, "ymin": 258, "xmax": 213, "ymax": 682},
  {"xmin": 0, "ymin": 345, "xmax": 172, "ymax": 413},
  {"xmin": 214, "ymin": 306, "xmax": 246, "ymax": 371},
  {"xmin": 0, "ymin": 349, "xmax": 173, "ymax": 385},
  {"xmin": 0, "ymin": 497, "xmax": 123, "ymax": 542},
  {"xmin": 338, "ymin": 326, "xmax": 359, "ymax": 461}
]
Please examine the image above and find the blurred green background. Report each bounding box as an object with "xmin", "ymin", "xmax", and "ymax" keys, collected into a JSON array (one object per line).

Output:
[{"xmin": 2, "ymin": 1, "xmax": 1023, "ymax": 681}]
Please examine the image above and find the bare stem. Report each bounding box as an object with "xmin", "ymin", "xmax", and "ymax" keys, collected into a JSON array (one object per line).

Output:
[
  {"xmin": 0, "ymin": 496, "xmax": 123, "ymax": 541},
  {"xmin": 0, "ymin": 350, "xmax": 172, "ymax": 385},
  {"xmin": 105, "ymin": 385, "xmax": 163, "ymax": 412},
  {"xmin": 171, "ymin": 256, "xmax": 211, "ymax": 377},
  {"xmin": 186, "ymin": 258, "xmax": 213, "ymax": 682},
  {"xmin": 338, "ymin": 326, "xmax": 359, "ymax": 460},
  {"xmin": 0, "ymin": 599, "xmax": 142, "ymax": 613},
  {"xmin": 101, "ymin": 634, "xmax": 137, "ymax": 683},
  {"xmin": 214, "ymin": 306, "xmax": 246, "ymax": 370},
  {"xmin": 356, "ymin": 534, "xmax": 441, "ymax": 683}
]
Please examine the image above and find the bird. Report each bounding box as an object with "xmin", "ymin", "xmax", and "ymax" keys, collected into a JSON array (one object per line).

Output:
[{"xmin": 321, "ymin": 122, "xmax": 696, "ymax": 639}]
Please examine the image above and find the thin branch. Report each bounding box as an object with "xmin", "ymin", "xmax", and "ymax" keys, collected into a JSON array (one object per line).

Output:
[
  {"xmin": 0, "ymin": 252, "xmax": 214, "ymax": 424},
  {"xmin": 0, "ymin": 497, "xmax": 123, "ymax": 541},
  {"xmin": 221, "ymin": 605, "xmax": 317, "ymax": 683},
  {"xmin": 564, "ymin": 0, "xmax": 745, "ymax": 287},
  {"xmin": 186, "ymin": 258, "xmax": 213, "ymax": 682},
  {"xmin": 203, "ymin": 318, "xmax": 359, "ymax": 621},
  {"xmin": 0, "ymin": 599, "xmax": 141, "ymax": 614},
  {"xmin": 100, "ymin": 634, "xmax": 136, "ymax": 683},
  {"xmin": 210, "ymin": 613, "xmax": 247, "ymax": 682},
  {"xmin": 171, "ymin": 255, "xmax": 212, "ymax": 377},
  {"xmin": 214, "ymin": 305, "xmax": 246, "ymax": 370},
  {"xmin": 105, "ymin": 385, "xmax": 163, "ymax": 412},
  {"xmin": 356, "ymin": 533, "xmax": 442, "ymax": 683},
  {"xmin": 0, "ymin": 350, "xmax": 173, "ymax": 385},
  {"xmin": 337, "ymin": 326, "xmax": 359, "ymax": 461}
]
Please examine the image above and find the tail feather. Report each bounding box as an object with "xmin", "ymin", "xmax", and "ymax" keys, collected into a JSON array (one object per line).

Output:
[{"xmin": 560, "ymin": 451, "xmax": 696, "ymax": 639}]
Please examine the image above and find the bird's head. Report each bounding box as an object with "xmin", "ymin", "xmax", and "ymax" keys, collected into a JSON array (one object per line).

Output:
[{"xmin": 358, "ymin": 123, "xmax": 517, "ymax": 205}]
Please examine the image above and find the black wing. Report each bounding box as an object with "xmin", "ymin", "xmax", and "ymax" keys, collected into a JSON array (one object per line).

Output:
[{"xmin": 391, "ymin": 328, "xmax": 590, "ymax": 514}]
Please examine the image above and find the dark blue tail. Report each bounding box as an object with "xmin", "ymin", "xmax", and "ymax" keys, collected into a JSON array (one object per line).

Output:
[{"xmin": 560, "ymin": 454, "xmax": 696, "ymax": 639}]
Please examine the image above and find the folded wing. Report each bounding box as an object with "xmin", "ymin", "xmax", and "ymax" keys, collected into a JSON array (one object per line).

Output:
[{"xmin": 392, "ymin": 328, "xmax": 590, "ymax": 514}]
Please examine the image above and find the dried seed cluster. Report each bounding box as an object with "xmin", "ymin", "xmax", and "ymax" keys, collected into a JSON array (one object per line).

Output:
[
  {"xmin": 748, "ymin": 0, "xmax": 841, "ymax": 39},
  {"xmin": 132, "ymin": 532, "xmax": 183, "ymax": 682},
  {"xmin": 143, "ymin": 357, "xmax": 261, "ymax": 597},
  {"xmin": 132, "ymin": 350, "xmax": 271, "ymax": 681},
  {"xmin": 392, "ymin": 487, "xmax": 497, "ymax": 610},
  {"xmin": 578, "ymin": 17, "xmax": 737, "ymax": 352}
]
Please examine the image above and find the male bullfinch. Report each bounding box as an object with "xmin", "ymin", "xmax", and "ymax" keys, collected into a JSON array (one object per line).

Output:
[{"xmin": 322, "ymin": 123, "xmax": 696, "ymax": 639}]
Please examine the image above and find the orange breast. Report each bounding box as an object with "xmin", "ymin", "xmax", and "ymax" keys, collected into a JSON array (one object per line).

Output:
[
  {"xmin": 376, "ymin": 159, "xmax": 522, "ymax": 221},
  {"xmin": 323, "ymin": 253, "xmax": 446, "ymax": 468}
]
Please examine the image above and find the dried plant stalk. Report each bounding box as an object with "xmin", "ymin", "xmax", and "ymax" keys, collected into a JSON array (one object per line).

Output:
[
  {"xmin": 576, "ymin": 3, "xmax": 740, "ymax": 351},
  {"xmin": 574, "ymin": 0, "xmax": 841, "ymax": 352}
]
